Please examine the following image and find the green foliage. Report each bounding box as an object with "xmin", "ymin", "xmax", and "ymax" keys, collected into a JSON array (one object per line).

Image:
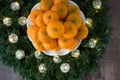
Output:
[{"xmin": 0, "ymin": 0, "xmax": 112, "ymax": 80}]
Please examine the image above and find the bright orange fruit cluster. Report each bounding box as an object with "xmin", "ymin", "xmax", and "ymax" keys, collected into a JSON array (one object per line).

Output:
[{"xmin": 27, "ymin": 0, "xmax": 89, "ymax": 52}]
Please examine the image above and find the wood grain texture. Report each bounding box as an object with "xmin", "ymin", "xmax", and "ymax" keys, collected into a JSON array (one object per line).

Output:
[
  {"xmin": 0, "ymin": 61, "xmax": 22, "ymax": 80},
  {"xmin": 0, "ymin": 0, "xmax": 120, "ymax": 80},
  {"xmin": 85, "ymin": 0, "xmax": 120, "ymax": 80}
]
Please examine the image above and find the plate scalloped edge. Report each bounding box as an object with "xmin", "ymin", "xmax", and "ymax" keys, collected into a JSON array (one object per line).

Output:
[{"xmin": 26, "ymin": 1, "xmax": 85, "ymax": 56}]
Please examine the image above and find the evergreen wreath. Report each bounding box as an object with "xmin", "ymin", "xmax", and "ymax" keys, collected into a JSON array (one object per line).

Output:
[{"xmin": 0, "ymin": 0, "xmax": 112, "ymax": 80}]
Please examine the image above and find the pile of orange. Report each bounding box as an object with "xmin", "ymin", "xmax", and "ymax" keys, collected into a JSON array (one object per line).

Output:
[{"xmin": 27, "ymin": 0, "xmax": 89, "ymax": 52}]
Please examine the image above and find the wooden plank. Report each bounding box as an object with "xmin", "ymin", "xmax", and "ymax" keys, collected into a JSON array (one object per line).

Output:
[{"xmin": 85, "ymin": 0, "xmax": 120, "ymax": 80}]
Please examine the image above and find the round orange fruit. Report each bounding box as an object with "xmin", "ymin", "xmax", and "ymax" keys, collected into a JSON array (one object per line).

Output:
[
  {"xmin": 67, "ymin": 39, "xmax": 77, "ymax": 50},
  {"xmin": 53, "ymin": 46, "xmax": 61, "ymax": 52},
  {"xmin": 68, "ymin": 4, "xmax": 80, "ymax": 14},
  {"xmin": 30, "ymin": 9, "xmax": 41, "ymax": 24},
  {"xmin": 51, "ymin": 3, "xmax": 68, "ymax": 19},
  {"xmin": 33, "ymin": 41, "xmax": 45, "ymax": 51},
  {"xmin": 47, "ymin": 21, "xmax": 65, "ymax": 38},
  {"xmin": 43, "ymin": 39, "xmax": 58, "ymax": 50},
  {"xmin": 38, "ymin": 27, "xmax": 53, "ymax": 43},
  {"xmin": 37, "ymin": 23, "xmax": 46, "ymax": 28},
  {"xmin": 35, "ymin": 11, "xmax": 44, "ymax": 27},
  {"xmin": 64, "ymin": 21, "xmax": 78, "ymax": 39},
  {"xmin": 27, "ymin": 25, "xmax": 40, "ymax": 42},
  {"xmin": 75, "ymin": 24, "xmax": 89, "ymax": 40},
  {"xmin": 58, "ymin": 37, "xmax": 74, "ymax": 48},
  {"xmin": 66, "ymin": 13, "xmax": 82, "ymax": 29},
  {"xmin": 43, "ymin": 10, "xmax": 59, "ymax": 25},
  {"xmin": 40, "ymin": 0, "xmax": 53, "ymax": 11},
  {"xmin": 54, "ymin": 0, "xmax": 68, "ymax": 5}
]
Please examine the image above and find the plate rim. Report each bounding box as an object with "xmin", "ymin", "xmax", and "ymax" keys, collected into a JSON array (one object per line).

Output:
[{"xmin": 26, "ymin": 1, "xmax": 85, "ymax": 56}]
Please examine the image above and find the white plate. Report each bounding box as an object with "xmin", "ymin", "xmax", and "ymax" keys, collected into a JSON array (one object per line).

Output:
[{"xmin": 27, "ymin": 1, "xmax": 85, "ymax": 56}]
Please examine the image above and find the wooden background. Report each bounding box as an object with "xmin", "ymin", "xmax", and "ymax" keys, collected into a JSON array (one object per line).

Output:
[{"xmin": 0, "ymin": 0, "xmax": 120, "ymax": 80}]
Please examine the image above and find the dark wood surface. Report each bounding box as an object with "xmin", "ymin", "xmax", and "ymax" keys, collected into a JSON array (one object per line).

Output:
[
  {"xmin": 0, "ymin": 0, "xmax": 120, "ymax": 80},
  {"xmin": 85, "ymin": 0, "xmax": 120, "ymax": 80}
]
